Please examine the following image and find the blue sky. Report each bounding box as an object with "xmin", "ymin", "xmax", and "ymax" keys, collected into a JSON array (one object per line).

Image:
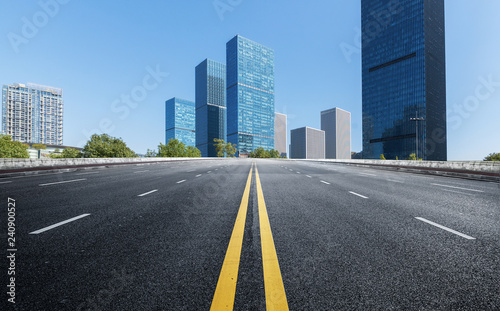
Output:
[{"xmin": 1, "ymin": 0, "xmax": 499, "ymax": 160}]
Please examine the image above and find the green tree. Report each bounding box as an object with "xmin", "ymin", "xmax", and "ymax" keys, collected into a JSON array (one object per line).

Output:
[
  {"xmin": 214, "ymin": 138, "xmax": 226, "ymax": 157},
  {"xmin": 185, "ymin": 145, "xmax": 201, "ymax": 157},
  {"xmin": 484, "ymin": 152, "xmax": 500, "ymax": 161},
  {"xmin": 61, "ymin": 148, "xmax": 82, "ymax": 158},
  {"xmin": 0, "ymin": 135, "xmax": 29, "ymax": 158},
  {"xmin": 145, "ymin": 149, "xmax": 157, "ymax": 157},
  {"xmin": 380, "ymin": 154, "xmax": 386, "ymax": 160},
  {"xmin": 225, "ymin": 142, "xmax": 237, "ymax": 158},
  {"xmin": 270, "ymin": 149, "xmax": 281, "ymax": 158},
  {"xmin": 82, "ymin": 134, "xmax": 137, "ymax": 158},
  {"xmin": 407, "ymin": 153, "xmax": 417, "ymax": 160},
  {"xmin": 253, "ymin": 147, "xmax": 269, "ymax": 158},
  {"xmin": 158, "ymin": 139, "xmax": 185, "ymax": 157},
  {"xmin": 51, "ymin": 147, "xmax": 82, "ymax": 158},
  {"xmin": 32, "ymin": 143, "xmax": 47, "ymax": 150}
]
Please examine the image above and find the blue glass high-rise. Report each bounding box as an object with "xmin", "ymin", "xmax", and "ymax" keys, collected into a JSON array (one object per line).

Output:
[
  {"xmin": 195, "ymin": 59, "xmax": 226, "ymax": 157},
  {"xmin": 226, "ymin": 35, "xmax": 275, "ymax": 156},
  {"xmin": 165, "ymin": 97, "xmax": 195, "ymax": 147},
  {"xmin": 362, "ymin": 0, "xmax": 447, "ymax": 160}
]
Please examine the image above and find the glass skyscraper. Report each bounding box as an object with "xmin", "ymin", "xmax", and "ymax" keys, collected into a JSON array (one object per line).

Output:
[
  {"xmin": 362, "ymin": 0, "xmax": 447, "ymax": 160},
  {"xmin": 165, "ymin": 97, "xmax": 195, "ymax": 147},
  {"xmin": 226, "ymin": 35, "xmax": 275, "ymax": 156},
  {"xmin": 2, "ymin": 83, "xmax": 63, "ymax": 145},
  {"xmin": 195, "ymin": 59, "xmax": 226, "ymax": 157}
]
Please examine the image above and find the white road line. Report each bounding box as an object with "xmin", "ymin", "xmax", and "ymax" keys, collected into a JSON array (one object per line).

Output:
[
  {"xmin": 134, "ymin": 170, "xmax": 149, "ymax": 173},
  {"xmin": 75, "ymin": 171, "xmax": 100, "ymax": 176},
  {"xmin": 187, "ymin": 170, "xmax": 195, "ymax": 172},
  {"xmin": 196, "ymin": 174, "xmax": 202, "ymax": 177},
  {"xmin": 411, "ymin": 175, "xmax": 434, "ymax": 179},
  {"xmin": 320, "ymin": 180, "xmax": 330, "ymax": 185},
  {"xmin": 358, "ymin": 172, "xmax": 377, "ymax": 177},
  {"xmin": 138, "ymin": 189, "xmax": 158, "ymax": 197},
  {"xmin": 39, "ymin": 179, "xmax": 86, "ymax": 187},
  {"xmin": 441, "ymin": 189, "xmax": 475, "ymax": 196},
  {"xmin": 349, "ymin": 191, "xmax": 368, "ymax": 199},
  {"xmin": 387, "ymin": 179, "xmax": 404, "ymax": 183},
  {"xmin": 177, "ymin": 180, "xmax": 186, "ymax": 184},
  {"xmin": 306, "ymin": 175, "xmax": 312, "ymax": 178},
  {"xmin": 4, "ymin": 172, "xmax": 64, "ymax": 180},
  {"xmin": 29, "ymin": 214, "xmax": 91, "ymax": 234},
  {"xmin": 215, "ymin": 169, "xmax": 218, "ymax": 171},
  {"xmin": 289, "ymin": 169, "xmax": 293, "ymax": 171},
  {"xmin": 296, "ymin": 172, "xmax": 301, "ymax": 174},
  {"xmin": 0, "ymin": 181, "xmax": 12, "ymax": 184},
  {"xmin": 431, "ymin": 183, "xmax": 484, "ymax": 193},
  {"xmin": 415, "ymin": 217, "xmax": 476, "ymax": 240}
]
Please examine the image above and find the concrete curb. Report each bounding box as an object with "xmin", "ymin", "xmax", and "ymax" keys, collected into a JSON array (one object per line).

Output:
[
  {"xmin": 0, "ymin": 157, "xmax": 226, "ymax": 178},
  {"xmin": 292, "ymin": 159, "xmax": 500, "ymax": 183}
]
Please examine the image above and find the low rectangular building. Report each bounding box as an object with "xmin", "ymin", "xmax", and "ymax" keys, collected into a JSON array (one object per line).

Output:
[
  {"xmin": 290, "ymin": 127, "xmax": 325, "ymax": 159},
  {"xmin": 321, "ymin": 107, "xmax": 351, "ymax": 159},
  {"xmin": 274, "ymin": 112, "xmax": 287, "ymax": 157}
]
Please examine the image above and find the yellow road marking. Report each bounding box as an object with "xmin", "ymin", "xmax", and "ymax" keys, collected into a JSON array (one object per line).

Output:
[
  {"xmin": 210, "ymin": 163, "xmax": 254, "ymax": 310},
  {"xmin": 255, "ymin": 165, "xmax": 289, "ymax": 311}
]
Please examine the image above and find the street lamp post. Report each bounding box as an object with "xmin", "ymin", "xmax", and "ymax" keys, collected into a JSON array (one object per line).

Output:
[{"xmin": 410, "ymin": 112, "xmax": 425, "ymax": 159}]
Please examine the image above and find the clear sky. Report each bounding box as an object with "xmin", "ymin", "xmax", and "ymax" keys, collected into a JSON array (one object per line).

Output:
[{"xmin": 1, "ymin": 0, "xmax": 499, "ymax": 160}]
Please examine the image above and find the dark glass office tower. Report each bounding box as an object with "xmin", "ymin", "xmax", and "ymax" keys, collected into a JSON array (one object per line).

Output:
[
  {"xmin": 226, "ymin": 35, "xmax": 275, "ymax": 156},
  {"xmin": 195, "ymin": 59, "xmax": 226, "ymax": 157},
  {"xmin": 362, "ymin": 0, "xmax": 446, "ymax": 160}
]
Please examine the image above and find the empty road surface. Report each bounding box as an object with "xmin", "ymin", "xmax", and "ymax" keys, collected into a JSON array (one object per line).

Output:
[{"xmin": 1, "ymin": 159, "xmax": 499, "ymax": 310}]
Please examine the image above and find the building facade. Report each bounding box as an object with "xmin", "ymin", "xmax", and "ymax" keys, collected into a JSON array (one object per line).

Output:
[
  {"xmin": 195, "ymin": 59, "xmax": 226, "ymax": 157},
  {"xmin": 226, "ymin": 35, "xmax": 275, "ymax": 156},
  {"xmin": 290, "ymin": 127, "xmax": 325, "ymax": 159},
  {"xmin": 165, "ymin": 97, "xmax": 195, "ymax": 147},
  {"xmin": 321, "ymin": 107, "xmax": 351, "ymax": 159},
  {"xmin": 361, "ymin": 0, "xmax": 447, "ymax": 160},
  {"xmin": 274, "ymin": 112, "xmax": 287, "ymax": 157},
  {"xmin": 2, "ymin": 83, "xmax": 63, "ymax": 145}
]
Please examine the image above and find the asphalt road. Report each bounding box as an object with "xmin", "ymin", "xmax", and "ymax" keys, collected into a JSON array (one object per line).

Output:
[{"xmin": 1, "ymin": 159, "xmax": 499, "ymax": 310}]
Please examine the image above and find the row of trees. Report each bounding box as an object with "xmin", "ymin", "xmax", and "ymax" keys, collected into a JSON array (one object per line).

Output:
[
  {"xmin": 146, "ymin": 139, "xmax": 201, "ymax": 157},
  {"xmin": 380, "ymin": 153, "xmax": 422, "ymax": 161},
  {"xmin": 248, "ymin": 147, "xmax": 282, "ymax": 158}
]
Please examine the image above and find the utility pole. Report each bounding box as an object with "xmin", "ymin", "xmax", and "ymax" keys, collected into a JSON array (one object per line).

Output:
[{"xmin": 410, "ymin": 112, "xmax": 425, "ymax": 159}]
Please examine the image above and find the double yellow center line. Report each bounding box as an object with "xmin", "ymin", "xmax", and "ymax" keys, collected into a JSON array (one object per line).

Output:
[{"xmin": 210, "ymin": 162, "xmax": 289, "ymax": 310}]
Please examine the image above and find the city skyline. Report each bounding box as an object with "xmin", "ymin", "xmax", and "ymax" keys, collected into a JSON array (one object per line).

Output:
[{"xmin": 1, "ymin": 1, "xmax": 499, "ymax": 160}]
